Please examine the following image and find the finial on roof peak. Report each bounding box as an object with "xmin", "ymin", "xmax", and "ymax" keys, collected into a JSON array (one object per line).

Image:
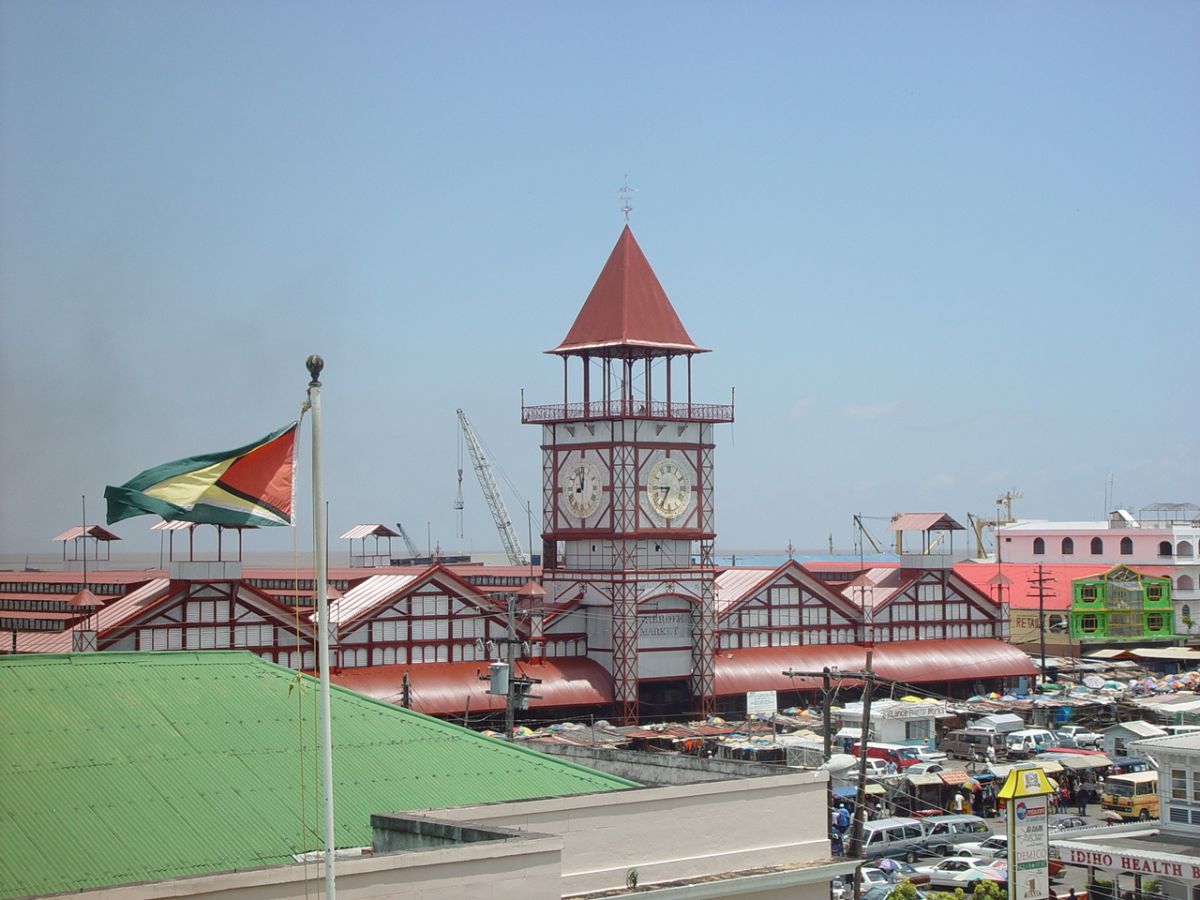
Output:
[{"xmin": 617, "ymin": 175, "xmax": 637, "ymax": 223}]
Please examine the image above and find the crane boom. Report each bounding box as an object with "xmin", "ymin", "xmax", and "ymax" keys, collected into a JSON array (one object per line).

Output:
[
  {"xmin": 853, "ymin": 514, "xmax": 887, "ymax": 555},
  {"xmin": 394, "ymin": 522, "xmax": 422, "ymax": 560},
  {"xmin": 456, "ymin": 409, "xmax": 528, "ymax": 566}
]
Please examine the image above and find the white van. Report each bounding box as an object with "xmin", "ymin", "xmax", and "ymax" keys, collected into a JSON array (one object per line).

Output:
[
  {"xmin": 1005, "ymin": 729, "xmax": 1056, "ymax": 759},
  {"xmin": 861, "ymin": 816, "xmax": 929, "ymax": 862}
]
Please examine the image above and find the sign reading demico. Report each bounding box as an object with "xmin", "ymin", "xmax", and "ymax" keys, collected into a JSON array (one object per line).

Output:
[{"xmin": 1001, "ymin": 764, "xmax": 1055, "ymax": 900}]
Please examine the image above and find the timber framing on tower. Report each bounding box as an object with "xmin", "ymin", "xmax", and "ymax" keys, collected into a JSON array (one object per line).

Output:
[{"xmin": 525, "ymin": 225, "xmax": 733, "ymax": 725}]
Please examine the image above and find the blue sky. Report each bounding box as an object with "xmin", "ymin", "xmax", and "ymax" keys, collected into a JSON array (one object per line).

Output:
[{"xmin": 2, "ymin": 1, "xmax": 1198, "ymax": 558}]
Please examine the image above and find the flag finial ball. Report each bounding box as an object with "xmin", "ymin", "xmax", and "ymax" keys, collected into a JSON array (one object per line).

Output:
[{"xmin": 306, "ymin": 355, "xmax": 324, "ymax": 385}]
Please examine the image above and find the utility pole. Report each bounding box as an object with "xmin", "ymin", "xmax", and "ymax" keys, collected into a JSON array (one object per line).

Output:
[
  {"xmin": 822, "ymin": 667, "xmax": 833, "ymax": 761},
  {"xmin": 481, "ymin": 593, "xmax": 541, "ymax": 738},
  {"xmin": 505, "ymin": 594, "xmax": 517, "ymax": 738},
  {"xmin": 848, "ymin": 650, "xmax": 875, "ymax": 879},
  {"xmin": 1027, "ymin": 565, "xmax": 1055, "ymax": 687},
  {"xmin": 781, "ymin": 657, "xmax": 880, "ymax": 898}
]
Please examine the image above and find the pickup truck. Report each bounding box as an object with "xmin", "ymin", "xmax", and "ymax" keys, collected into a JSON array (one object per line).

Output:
[{"xmin": 1056, "ymin": 725, "xmax": 1101, "ymax": 748}]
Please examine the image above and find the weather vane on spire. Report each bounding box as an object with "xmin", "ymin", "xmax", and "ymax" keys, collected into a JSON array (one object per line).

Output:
[{"xmin": 618, "ymin": 175, "xmax": 637, "ymax": 222}]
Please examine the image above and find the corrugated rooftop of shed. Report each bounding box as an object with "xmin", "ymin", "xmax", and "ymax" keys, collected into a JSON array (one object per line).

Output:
[{"xmin": 0, "ymin": 651, "xmax": 637, "ymax": 899}]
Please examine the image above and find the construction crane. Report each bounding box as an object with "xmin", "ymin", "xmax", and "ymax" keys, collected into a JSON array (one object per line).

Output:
[
  {"xmin": 968, "ymin": 489, "xmax": 1023, "ymax": 559},
  {"xmin": 456, "ymin": 409, "xmax": 528, "ymax": 566},
  {"xmin": 393, "ymin": 522, "xmax": 422, "ymax": 561},
  {"xmin": 853, "ymin": 514, "xmax": 890, "ymax": 557}
]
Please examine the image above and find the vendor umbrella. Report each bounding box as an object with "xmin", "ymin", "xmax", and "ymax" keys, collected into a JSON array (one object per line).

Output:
[
  {"xmin": 876, "ymin": 859, "xmax": 903, "ymax": 873},
  {"xmin": 952, "ymin": 868, "xmax": 1006, "ymax": 885}
]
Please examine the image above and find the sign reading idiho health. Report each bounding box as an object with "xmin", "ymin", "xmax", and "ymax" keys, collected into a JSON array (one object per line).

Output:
[{"xmin": 999, "ymin": 764, "xmax": 1055, "ymax": 900}]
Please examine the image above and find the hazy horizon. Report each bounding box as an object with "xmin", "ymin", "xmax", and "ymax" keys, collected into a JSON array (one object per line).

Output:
[{"xmin": 3, "ymin": 3, "xmax": 1197, "ymax": 558}]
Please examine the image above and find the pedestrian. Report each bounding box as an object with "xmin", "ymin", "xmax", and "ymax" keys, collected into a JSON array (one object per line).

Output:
[
  {"xmin": 1067, "ymin": 887, "xmax": 1077, "ymax": 900},
  {"xmin": 835, "ymin": 803, "xmax": 851, "ymax": 833},
  {"xmin": 1078, "ymin": 782, "xmax": 1090, "ymax": 816},
  {"xmin": 986, "ymin": 744, "xmax": 996, "ymax": 765},
  {"xmin": 952, "ymin": 791, "xmax": 965, "ymax": 814}
]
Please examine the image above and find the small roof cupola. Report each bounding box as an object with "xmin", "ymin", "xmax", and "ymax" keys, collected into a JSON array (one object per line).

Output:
[
  {"xmin": 550, "ymin": 225, "xmax": 707, "ymax": 358},
  {"xmin": 527, "ymin": 226, "xmax": 729, "ymax": 424}
]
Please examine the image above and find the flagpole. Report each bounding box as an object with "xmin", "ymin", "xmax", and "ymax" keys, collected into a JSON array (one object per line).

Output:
[{"xmin": 306, "ymin": 355, "xmax": 337, "ymax": 900}]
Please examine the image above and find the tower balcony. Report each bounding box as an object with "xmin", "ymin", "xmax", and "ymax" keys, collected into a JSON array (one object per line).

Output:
[{"xmin": 521, "ymin": 398, "xmax": 734, "ymax": 425}]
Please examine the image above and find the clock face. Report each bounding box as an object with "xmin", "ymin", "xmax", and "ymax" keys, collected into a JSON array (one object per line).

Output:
[
  {"xmin": 563, "ymin": 459, "xmax": 603, "ymax": 518},
  {"xmin": 646, "ymin": 457, "xmax": 691, "ymax": 520}
]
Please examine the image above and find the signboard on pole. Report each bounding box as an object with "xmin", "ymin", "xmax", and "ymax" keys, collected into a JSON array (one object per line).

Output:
[
  {"xmin": 998, "ymin": 763, "xmax": 1055, "ymax": 900},
  {"xmin": 746, "ymin": 690, "xmax": 778, "ymax": 717}
]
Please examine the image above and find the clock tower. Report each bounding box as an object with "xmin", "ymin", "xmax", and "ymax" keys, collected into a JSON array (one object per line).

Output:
[{"xmin": 522, "ymin": 226, "xmax": 734, "ymax": 724}]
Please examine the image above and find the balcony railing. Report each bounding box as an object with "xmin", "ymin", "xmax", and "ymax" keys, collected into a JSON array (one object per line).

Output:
[{"xmin": 521, "ymin": 399, "xmax": 735, "ymax": 424}]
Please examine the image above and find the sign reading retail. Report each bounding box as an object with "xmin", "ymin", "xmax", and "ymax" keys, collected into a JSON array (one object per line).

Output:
[
  {"xmin": 746, "ymin": 690, "xmax": 777, "ymax": 717},
  {"xmin": 999, "ymin": 763, "xmax": 1054, "ymax": 900}
]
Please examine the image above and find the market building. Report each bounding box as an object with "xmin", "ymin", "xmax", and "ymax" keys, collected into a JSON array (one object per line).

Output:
[{"xmin": 1, "ymin": 225, "xmax": 1036, "ymax": 723}]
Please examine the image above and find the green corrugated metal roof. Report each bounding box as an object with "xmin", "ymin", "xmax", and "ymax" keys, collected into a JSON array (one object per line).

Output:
[{"xmin": 0, "ymin": 652, "xmax": 637, "ymax": 898}]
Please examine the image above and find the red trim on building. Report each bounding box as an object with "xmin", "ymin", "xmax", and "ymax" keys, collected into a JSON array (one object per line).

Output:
[{"xmin": 332, "ymin": 656, "xmax": 613, "ymax": 715}]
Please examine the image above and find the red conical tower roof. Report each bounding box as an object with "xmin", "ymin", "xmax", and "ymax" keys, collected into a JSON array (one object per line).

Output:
[{"xmin": 550, "ymin": 226, "xmax": 706, "ymax": 357}]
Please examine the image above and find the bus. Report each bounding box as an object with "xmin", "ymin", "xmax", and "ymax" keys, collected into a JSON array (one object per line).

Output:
[{"xmin": 1100, "ymin": 771, "xmax": 1159, "ymax": 821}]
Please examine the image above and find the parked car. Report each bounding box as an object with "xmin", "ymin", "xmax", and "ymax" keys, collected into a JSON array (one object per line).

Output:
[
  {"xmin": 921, "ymin": 815, "xmax": 994, "ymax": 856},
  {"xmin": 1050, "ymin": 732, "xmax": 1083, "ymax": 750},
  {"xmin": 940, "ymin": 728, "xmax": 1006, "ymax": 761},
  {"xmin": 907, "ymin": 762, "xmax": 945, "ymax": 774},
  {"xmin": 955, "ymin": 835, "xmax": 1008, "ymax": 859},
  {"xmin": 862, "ymin": 817, "xmax": 930, "ymax": 862},
  {"xmin": 1108, "ymin": 756, "xmax": 1151, "ymax": 774},
  {"xmin": 1005, "ymin": 729, "xmax": 1057, "ymax": 759},
  {"xmin": 862, "ymin": 886, "xmax": 930, "ymax": 900},
  {"xmin": 841, "ymin": 862, "xmax": 932, "ymax": 896},
  {"xmin": 877, "ymin": 860, "xmax": 932, "ymax": 887},
  {"xmin": 1057, "ymin": 725, "xmax": 1102, "ymax": 748},
  {"xmin": 916, "ymin": 857, "xmax": 991, "ymax": 889},
  {"xmin": 863, "ymin": 758, "xmax": 892, "ymax": 776},
  {"xmin": 1047, "ymin": 814, "xmax": 1088, "ymax": 832}
]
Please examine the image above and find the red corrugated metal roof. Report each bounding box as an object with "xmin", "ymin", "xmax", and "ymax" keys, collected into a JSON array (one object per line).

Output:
[
  {"xmin": 952, "ymin": 562, "xmax": 1110, "ymax": 610},
  {"xmin": 715, "ymin": 644, "xmax": 868, "ymax": 694},
  {"xmin": 332, "ymin": 657, "xmax": 613, "ymax": 715},
  {"xmin": 713, "ymin": 639, "xmax": 1035, "ymax": 697},
  {"xmin": 0, "ymin": 609, "xmax": 79, "ymax": 621},
  {"xmin": 0, "ymin": 571, "xmax": 165, "ymax": 586},
  {"xmin": 551, "ymin": 226, "xmax": 705, "ymax": 356},
  {"xmin": 874, "ymin": 639, "xmax": 1036, "ymax": 682}
]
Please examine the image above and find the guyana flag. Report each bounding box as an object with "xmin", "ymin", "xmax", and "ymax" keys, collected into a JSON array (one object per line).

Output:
[{"xmin": 104, "ymin": 423, "xmax": 299, "ymax": 527}]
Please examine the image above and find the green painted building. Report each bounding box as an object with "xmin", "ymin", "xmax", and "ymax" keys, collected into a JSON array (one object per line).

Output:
[
  {"xmin": 1069, "ymin": 565, "xmax": 1174, "ymax": 642},
  {"xmin": 0, "ymin": 652, "xmax": 637, "ymax": 899}
]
